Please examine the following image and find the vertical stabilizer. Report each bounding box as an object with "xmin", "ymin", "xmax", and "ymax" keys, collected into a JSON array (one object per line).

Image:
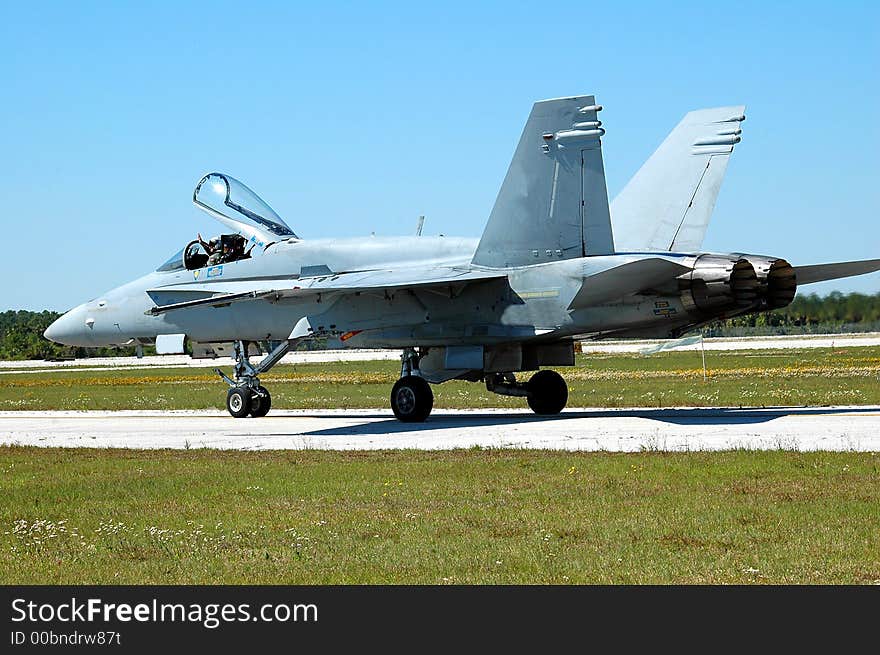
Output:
[
  {"xmin": 611, "ymin": 106, "xmax": 745, "ymax": 252},
  {"xmin": 472, "ymin": 95, "xmax": 614, "ymax": 268}
]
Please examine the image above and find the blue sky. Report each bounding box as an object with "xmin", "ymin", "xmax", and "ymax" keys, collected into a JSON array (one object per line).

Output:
[{"xmin": 2, "ymin": 0, "xmax": 877, "ymax": 311}]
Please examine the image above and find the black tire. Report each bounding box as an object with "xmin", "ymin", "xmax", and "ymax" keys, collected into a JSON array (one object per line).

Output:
[
  {"xmin": 527, "ymin": 370, "xmax": 568, "ymax": 415},
  {"xmin": 249, "ymin": 386, "xmax": 271, "ymax": 418},
  {"xmin": 226, "ymin": 387, "xmax": 252, "ymax": 418},
  {"xmin": 390, "ymin": 376, "xmax": 434, "ymax": 422}
]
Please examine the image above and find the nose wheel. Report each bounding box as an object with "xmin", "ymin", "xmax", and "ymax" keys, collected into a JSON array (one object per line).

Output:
[
  {"xmin": 249, "ymin": 386, "xmax": 272, "ymax": 418},
  {"xmin": 225, "ymin": 385, "xmax": 272, "ymax": 418},
  {"xmin": 226, "ymin": 387, "xmax": 252, "ymax": 418}
]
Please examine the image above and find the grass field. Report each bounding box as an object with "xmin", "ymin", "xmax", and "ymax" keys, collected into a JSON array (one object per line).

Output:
[
  {"xmin": 1, "ymin": 447, "xmax": 878, "ymax": 584},
  {"xmin": 3, "ymin": 346, "xmax": 880, "ymax": 411}
]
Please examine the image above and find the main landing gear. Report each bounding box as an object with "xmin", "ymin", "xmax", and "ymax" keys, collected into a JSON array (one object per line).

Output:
[
  {"xmin": 388, "ymin": 348, "xmax": 568, "ymax": 423},
  {"xmin": 217, "ymin": 340, "xmax": 289, "ymax": 418},
  {"xmin": 486, "ymin": 369, "xmax": 568, "ymax": 415},
  {"xmin": 525, "ymin": 370, "xmax": 568, "ymax": 415},
  {"xmin": 391, "ymin": 348, "xmax": 434, "ymax": 422}
]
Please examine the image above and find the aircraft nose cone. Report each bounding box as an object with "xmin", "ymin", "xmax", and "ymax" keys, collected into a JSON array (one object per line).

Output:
[
  {"xmin": 44, "ymin": 306, "xmax": 90, "ymax": 346},
  {"xmin": 43, "ymin": 320, "xmax": 59, "ymax": 343}
]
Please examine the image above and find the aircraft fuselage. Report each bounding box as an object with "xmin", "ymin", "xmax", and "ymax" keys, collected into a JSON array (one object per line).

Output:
[{"xmin": 44, "ymin": 234, "xmax": 766, "ymax": 351}]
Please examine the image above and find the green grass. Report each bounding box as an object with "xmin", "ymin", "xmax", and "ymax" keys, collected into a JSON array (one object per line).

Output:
[
  {"xmin": 2, "ymin": 346, "xmax": 880, "ymax": 411},
  {"xmin": 1, "ymin": 447, "xmax": 878, "ymax": 584}
]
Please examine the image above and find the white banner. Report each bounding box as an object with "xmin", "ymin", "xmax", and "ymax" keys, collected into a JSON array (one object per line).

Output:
[{"xmin": 638, "ymin": 334, "xmax": 703, "ymax": 355}]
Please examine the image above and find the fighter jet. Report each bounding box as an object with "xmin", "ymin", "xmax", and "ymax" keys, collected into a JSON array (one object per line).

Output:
[{"xmin": 44, "ymin": 95, "xmax": 880, "ymax": 421}]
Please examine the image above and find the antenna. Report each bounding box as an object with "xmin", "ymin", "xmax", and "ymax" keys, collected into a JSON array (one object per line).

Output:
[{"xmin": 415, "ymin": 215, "xmax": 425, "ymax": 236}]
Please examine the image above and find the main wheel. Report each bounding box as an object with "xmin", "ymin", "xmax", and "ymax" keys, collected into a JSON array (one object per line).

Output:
[
  {"xmin": 527, "ymin": 370, "xmax": 568, "ymax": 415},
  {"xmin": 390, "ymin": 376, "xmax": 434, "ymax": 422},
  {"xmin": 226, "ymin": 387, "xmax": 252, "ymax": 418},
  {"xmin": 249, "ymin": 386, "xmax": 272, "ymax": 418}
]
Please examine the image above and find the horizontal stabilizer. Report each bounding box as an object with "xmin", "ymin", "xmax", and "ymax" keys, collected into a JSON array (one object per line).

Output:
[
  {"xmin": 569, "ymin": 257, "xmax": 691, "ymax": 308},
  {"xmin": 793, "ymin": 258, "xmax": 880, "ymax": 285}
]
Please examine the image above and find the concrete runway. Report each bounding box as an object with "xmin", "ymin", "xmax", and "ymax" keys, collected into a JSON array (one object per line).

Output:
[{"xmin": 2, "ymin": 406, "xmax": 879, "ymax": 452}]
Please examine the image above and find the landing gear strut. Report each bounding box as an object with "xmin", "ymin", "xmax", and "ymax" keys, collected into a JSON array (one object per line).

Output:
[
  {"xmin": 391, "ymin": 348, "xmax": 433, "ymax": 422},
  {"xmin": 486, "ymin": 370, "xmax": 568, "ymax": 415},
  {"xmin": 216, "ymin": 340, "xmax": 288, "ymax": 418}
]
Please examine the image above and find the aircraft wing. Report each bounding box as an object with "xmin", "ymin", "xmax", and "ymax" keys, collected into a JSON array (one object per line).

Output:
[
  {"xmin": 146, "ymin": 266, "xmax": 506, "ymax": 315},
  {"xmin": 792, "ymin": 258, "xmax": 880, "ymax": 285}
]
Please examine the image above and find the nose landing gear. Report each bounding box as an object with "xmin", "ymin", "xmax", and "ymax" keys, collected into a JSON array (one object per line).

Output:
[{"xmin": 217, "ymin": 341, "xmax": 288, "ymax": 418}]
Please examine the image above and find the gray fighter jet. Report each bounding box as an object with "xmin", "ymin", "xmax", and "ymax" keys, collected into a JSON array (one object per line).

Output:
[{"xmin": 44, "ymin": 95, "xmax": 880, "ymax": 421}]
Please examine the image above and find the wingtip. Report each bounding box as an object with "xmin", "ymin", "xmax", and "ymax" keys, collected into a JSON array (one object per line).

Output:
[
  {"xmin": 683, "ymin": 105, "xmax": 747, "ymax": 124},
  {"xmin": 533, "ymin": 93, "xmax": 598, "ymax": 106}
]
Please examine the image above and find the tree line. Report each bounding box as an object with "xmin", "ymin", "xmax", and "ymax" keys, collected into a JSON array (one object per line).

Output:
[
  {"xmin": 3, "ymin": 291, "xmax": 880, "ymax": 359},
  {"xmin": 704, "ymin": 291, "xmax": 880, "ymax": 337}
]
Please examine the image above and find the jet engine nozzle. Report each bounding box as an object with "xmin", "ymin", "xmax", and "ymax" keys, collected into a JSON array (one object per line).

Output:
[
  {"xmin": 735, "ymin": 255, "xmax": 797, "ymax": 310},
  {"xmin": 679, "ymin": 255, "xmax": 759, "ymax": 315}
]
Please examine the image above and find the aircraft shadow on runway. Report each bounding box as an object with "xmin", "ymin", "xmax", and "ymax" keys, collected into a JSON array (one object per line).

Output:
[{"xmin": 262, "ymin": 406, "xmax": 879, "ymax": 438}]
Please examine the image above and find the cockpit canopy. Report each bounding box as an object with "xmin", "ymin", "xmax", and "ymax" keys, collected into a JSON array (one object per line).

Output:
[
  {"xmin": 193, "ymin": 172, "xmax": 298, "ymax": 249},
  {"xmin": 157, "ymin": 172, "xmax": 299, "ymax": 273}
]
